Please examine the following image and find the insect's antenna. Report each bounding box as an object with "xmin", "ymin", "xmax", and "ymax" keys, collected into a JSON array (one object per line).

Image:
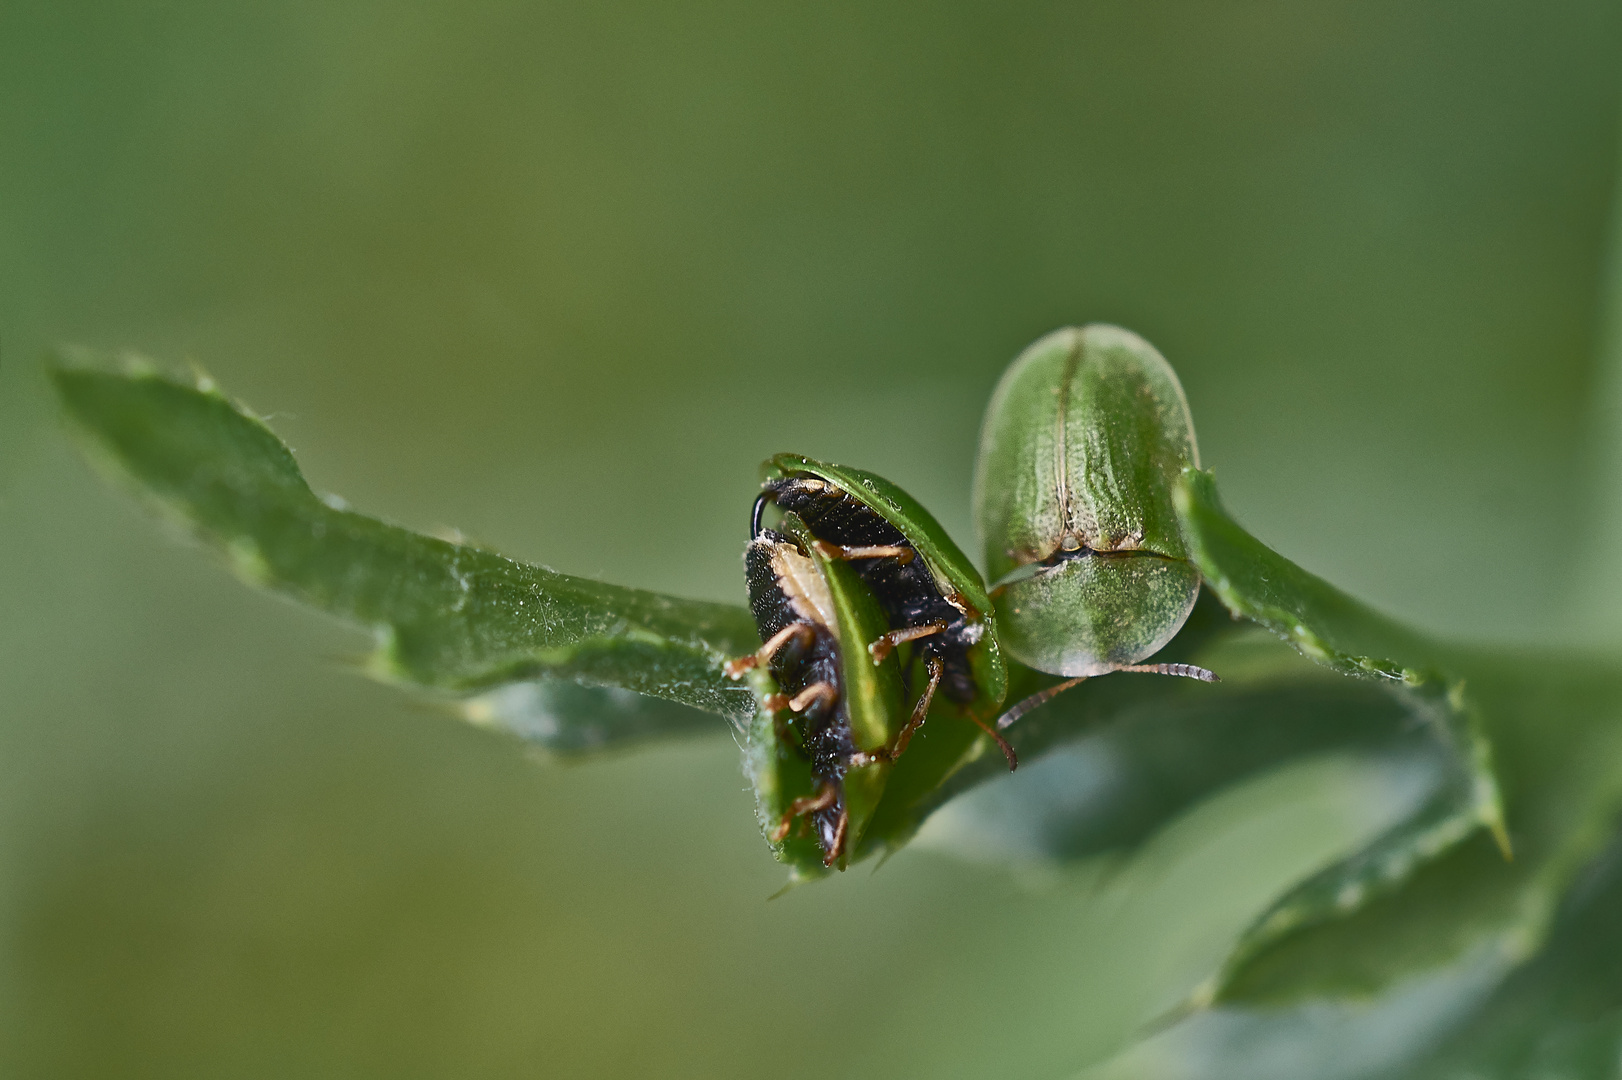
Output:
[
  {"xmin": 995, "ymin": 663, "xmax": 1219, "ymax": 731},
  {"xmin": 1115, "ymin": 662, "xmax": 1219, "ymax": 682},
  {"xmin": 996, "ymin": 676, "xmax": 1087, "ymax": 731},
  {"xmin": 751, "ymin": 491, "xmax": 773, "ymax": 538}
]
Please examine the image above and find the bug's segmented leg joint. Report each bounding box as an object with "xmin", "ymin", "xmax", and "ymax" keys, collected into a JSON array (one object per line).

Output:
[
  {"xmin": 967, "ymin": 711, "xmax": 1019, "ymax": 771},
  {"xmin": 725, "ymin": 623, "xmax": 816, "ymax": 680},
  {"xmin": 723, "ymin": 655, "xmax": 757, "ymax": 679},
  {"xmin": 822, "ymin": 806, "xmax": 849, "ymax": 868},
  {"xmin": 867, "ymin": 621, "xmax": 948, "ymax": 664},
  {"xmin": 787, "ymin": 681, "xmax": 836, "ymax": 714},
  {"xmin": 769, "ymin": 782, "xmax": 840, "ymax": 843},
  {"xmin": 883, "ymin": 655, "xmax": 944, "ymax": 764}
]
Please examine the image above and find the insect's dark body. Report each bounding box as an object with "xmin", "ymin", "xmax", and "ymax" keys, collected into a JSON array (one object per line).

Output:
[
  {"xmin": 758, "ymin": 475, "xmax": 980, "ymax": 704},
  {"xmin": 744, "ymin": 531, "xmax": 854, "ymax": 856}
]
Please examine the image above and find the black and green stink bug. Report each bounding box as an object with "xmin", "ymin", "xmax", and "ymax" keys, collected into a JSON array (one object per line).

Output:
[
  {"xmin": 726, "ymin": 511, "xmax": 905, "ymax": 868},
  {"xmin": 974, "ymin": 326, "xmax": 1217, "ymax": 726},
  {"xmin": 755, "ymin": 454, "xmax": 1015, "ymax": 767}
]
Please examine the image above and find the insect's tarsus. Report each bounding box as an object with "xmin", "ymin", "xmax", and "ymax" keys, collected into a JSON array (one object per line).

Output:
[
  {"xmin": 868, "ymin": 620, "xmax": 947, "ymax": 663},
  {"xmin": 885, "ymin": 654, "xmax": 944, "ymax": 762},
  {"xmin": 968, "ymin": 709, "xmax": 1018, "ymax": 770},
  {"xmin": 771, "ymin": 782, "xmax": 839, "ymax": 841},
  {"xmin": 724, "ymin": 622, "xmax": 814, "ymax": 679}
]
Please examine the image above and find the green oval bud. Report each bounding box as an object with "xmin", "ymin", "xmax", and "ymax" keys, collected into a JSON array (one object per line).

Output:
[{"xmin": 973, "ymin": 325, "xmax": 1201, "ymax": 677}]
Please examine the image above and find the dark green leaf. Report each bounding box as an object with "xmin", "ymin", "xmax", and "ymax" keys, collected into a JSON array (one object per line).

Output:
[{"xmin": 51, "ymin": 358, "xmax": 759, "ymax": 728}]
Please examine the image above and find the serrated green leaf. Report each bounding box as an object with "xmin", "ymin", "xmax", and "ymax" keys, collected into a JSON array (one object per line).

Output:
[
  {"xmin": 51, "ymin": 357, "xmax": 759, "ymax": 727},
  {"xmin": 1156, "ymin": 468, "xmax": 1520, "ymax": 1003},
  {"xmin": 1082, "ymin": 946, "xmax": 1513, "ymax": 1080},
  {"xmin": 63, "ymin": 352, "xmax": 1601, "ymax": 1015}
]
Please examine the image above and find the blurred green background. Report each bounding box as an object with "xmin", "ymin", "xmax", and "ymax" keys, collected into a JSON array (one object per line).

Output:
[{"xmin": 3, "ymin": 3, "xmax": 1620, "ymax": 1077}]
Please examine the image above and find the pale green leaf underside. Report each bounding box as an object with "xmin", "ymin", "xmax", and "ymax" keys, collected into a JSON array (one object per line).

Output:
[
  {"xmin": 52, "ymin": 359, "xmax": 759, "ymax": 727},
  {"xmin": 462, "ymin": 681, "xmax": 722, "ymax": 755}
]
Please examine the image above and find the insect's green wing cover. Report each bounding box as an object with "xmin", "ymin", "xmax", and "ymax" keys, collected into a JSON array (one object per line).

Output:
[
  {"xmin": 766, "ymin": 454, "xmax": 992, "ymax": 613},
  {"xmin": 764, "ymin": 453, "xmax": 1007, "ymax": 708},
  {"xmin": 973, "ymin": 325, "xmax": 1199, "ymax": 577},
  {"xmin": 973, "ymin": 326, "xmax": 1203, "ymax": 677},
  {"xmin": 764, "ymin": 513, "xmax": 905, "ymax": 871}
]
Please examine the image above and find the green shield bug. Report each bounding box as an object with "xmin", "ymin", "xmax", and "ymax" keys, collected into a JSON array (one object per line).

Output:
[
  {"xmin": 755, "ymin": 454, "xmax": 1015, "ymax": 767},
  {"xmin": 727, "ymin": 510, "xmax": 906, "ymax": 868},
  {"xmin": 974, "ymin": 325, "xmax": 1217, "ymax": 726}
]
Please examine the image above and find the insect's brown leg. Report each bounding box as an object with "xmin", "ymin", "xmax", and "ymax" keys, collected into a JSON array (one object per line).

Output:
[
  {"xmin": 788, "ymin": 681, "xmax": 836, "ymax": 714},
  {"xmin": 723, "ymin": 655, "xmax": 759, "ymax": 679},
  {"xmin": 823, "ymin": 803, "xmax": 850, "ymax": 868},
  {"xmin": 867, "ymin": 621, "xmax": 948, "ymax": 663},
  {"xmin": 965, "ymin": 711, "xmax": 1019, "ymax": 771},
  {"xmin": 754, "ymin": 689, "xmax": 813, "ymax": 756},
  {"xmin": 883, "ymin": 654, "xmax": 945, "ymax": 763},
  {"xmin": 724, "ymin": 623, "xmax": 814, "ymax": 679},
  {"xmin": 769, "ymin": 782, "xmax": 840, "ymax": 842},
  {"xmin": 810, "ymin": 540, "xmax": 915, "ymax": 565}
]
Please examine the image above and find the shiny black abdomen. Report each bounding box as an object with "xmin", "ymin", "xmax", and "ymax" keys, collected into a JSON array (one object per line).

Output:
[{"xmin": 744, "ymin": 532, "xmax": 855, "ymax": 781}]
